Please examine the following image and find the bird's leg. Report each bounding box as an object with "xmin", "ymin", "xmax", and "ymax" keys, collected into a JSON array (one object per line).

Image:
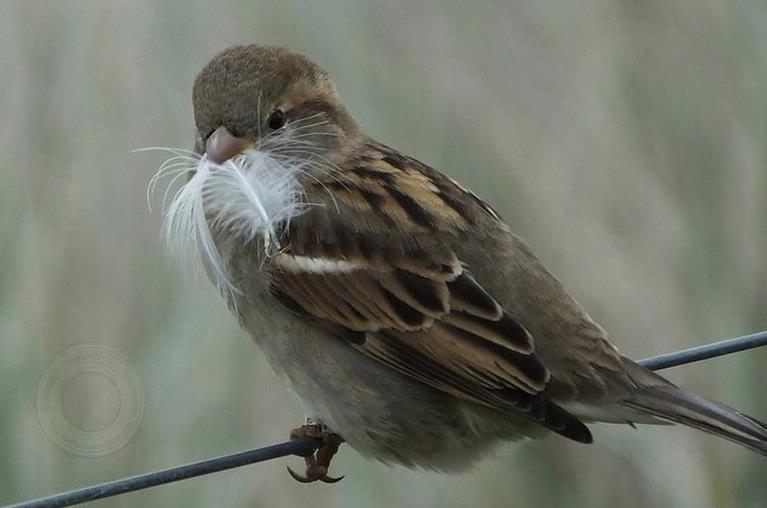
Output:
[{"xmin": 287, "ymin": 422, "xmax": 345, "ymax": 484}]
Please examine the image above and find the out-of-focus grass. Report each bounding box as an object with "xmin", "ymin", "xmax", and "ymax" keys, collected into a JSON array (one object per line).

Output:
[{"xmin": 1, "ymin": 1, "xmax": 766, "ymax": 507}]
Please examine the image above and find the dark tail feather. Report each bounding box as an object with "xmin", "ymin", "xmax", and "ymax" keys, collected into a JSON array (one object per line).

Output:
[{"xmin": 625, "ymin": 383, "xmax": 767, "ymax": 456}]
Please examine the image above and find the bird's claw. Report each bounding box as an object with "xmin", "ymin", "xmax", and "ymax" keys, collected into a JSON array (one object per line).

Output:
[
  {"xmin": 287, "ymin": 423, "xmax": 345, "ymax": 484},
  {"xmin": 286, "ymin": 465, "xmax": 345, "ymax": 484}
]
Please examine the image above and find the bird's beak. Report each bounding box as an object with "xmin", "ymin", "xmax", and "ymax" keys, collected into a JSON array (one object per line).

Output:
[{"xmin": 205, "ymin": 126, "xmax": 254, "ymax": 164}]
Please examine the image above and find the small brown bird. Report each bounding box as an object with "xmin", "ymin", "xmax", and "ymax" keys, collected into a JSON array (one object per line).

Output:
[{"xmin": 156, "ymin": 44, "xmax": 767, "ymax": 482}]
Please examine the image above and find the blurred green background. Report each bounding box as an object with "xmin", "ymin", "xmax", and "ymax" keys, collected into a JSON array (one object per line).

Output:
[{"xmin": 2, "ymin": 1, "xmax": 766, "ymax": 507}]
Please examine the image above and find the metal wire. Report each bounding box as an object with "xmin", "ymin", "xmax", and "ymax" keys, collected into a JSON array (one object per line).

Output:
[
  {"xmin": 637, "ymin": 329, "xmax": 767, "ymax": 371},
  {"xmin": 5, "ymin": 329, "xmax": 767, "ymax": 508},
  {"xmin": 4, "ymin": 438, "xmax": 321, "ymax": 508}
]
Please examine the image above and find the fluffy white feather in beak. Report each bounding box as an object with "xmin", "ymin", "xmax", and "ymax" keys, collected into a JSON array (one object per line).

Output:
[{"xmin": 157, "ymin": 147, "xmax": 307, "ymax": 296}]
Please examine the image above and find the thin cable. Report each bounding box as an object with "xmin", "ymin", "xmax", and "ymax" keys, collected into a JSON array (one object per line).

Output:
[
  {"xmin": 5, "ymin": 329, "xmax": 767, "ymax": 508},
  {"xmin": 637, "ymin": 329, "xmax": 767, "ymax": 370},
  {"xmin": 4, "ymin": 438, "xmax": 320, "ymax": 508}
]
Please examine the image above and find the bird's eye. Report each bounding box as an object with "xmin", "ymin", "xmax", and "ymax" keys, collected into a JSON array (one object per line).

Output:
[{"xmin": 267, "ymin": 109, "xmax": 288, "ymax": 130}]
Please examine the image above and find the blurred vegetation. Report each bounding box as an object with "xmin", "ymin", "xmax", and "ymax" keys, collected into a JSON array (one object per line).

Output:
[{"xmin": 1, "ymin": 1, "xmax": 766, "ymax": 507}]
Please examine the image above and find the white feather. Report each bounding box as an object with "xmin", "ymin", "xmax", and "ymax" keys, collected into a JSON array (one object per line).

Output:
[
  {"xmin": 274, "ymin": 254, "xmax": 362, "ymax": 274},
  {"xmin": 159, "ymin": 148, "xmax": 308, "ymax": 297}
]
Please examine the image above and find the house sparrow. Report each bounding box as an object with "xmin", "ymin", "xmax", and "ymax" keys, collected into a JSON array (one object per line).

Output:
[{"xmin": 155, "ymin": 44, "xmax": 767, "ymax": 483}]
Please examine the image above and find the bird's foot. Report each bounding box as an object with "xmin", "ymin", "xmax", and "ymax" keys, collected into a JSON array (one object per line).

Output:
[{"xmin": 287, "ymin": 423, "xmax": 345, "ymax": 484}]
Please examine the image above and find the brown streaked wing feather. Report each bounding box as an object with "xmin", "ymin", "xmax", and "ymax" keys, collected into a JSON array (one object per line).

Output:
[
  {"xmin": 441, "ymin": 311, "xmax": 534, "ymax": 354},
  {"xmin": 387, "ymin": 322, "xmax": 548, "ymax": 394},
  {"xmin": 377, "ymin": 270, "xmax": 450, "ymax": 318},
  {"xmin": 447, "ymin": 272, "xmax": 503, "ymax": 320}
]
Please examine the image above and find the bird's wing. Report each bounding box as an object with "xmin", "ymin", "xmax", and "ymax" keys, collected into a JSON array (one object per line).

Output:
[{"xmin": 265, "ymin": 141, "xmax": 592, "ymax": 442}]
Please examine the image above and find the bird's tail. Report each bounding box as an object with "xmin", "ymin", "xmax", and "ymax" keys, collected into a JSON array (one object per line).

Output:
[{"xmin": 621, "ymin": 360, "xmax": 767, "ymax": 456}]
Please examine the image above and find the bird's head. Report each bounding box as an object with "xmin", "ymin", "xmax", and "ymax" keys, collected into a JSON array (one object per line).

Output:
[
  {"xmin": 192, "ymin": 45, "xmax": 359, "ymax": 163},
  {"xmin": 150, "ymin": 45, "xmax": 358, "ymax": 296}
]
